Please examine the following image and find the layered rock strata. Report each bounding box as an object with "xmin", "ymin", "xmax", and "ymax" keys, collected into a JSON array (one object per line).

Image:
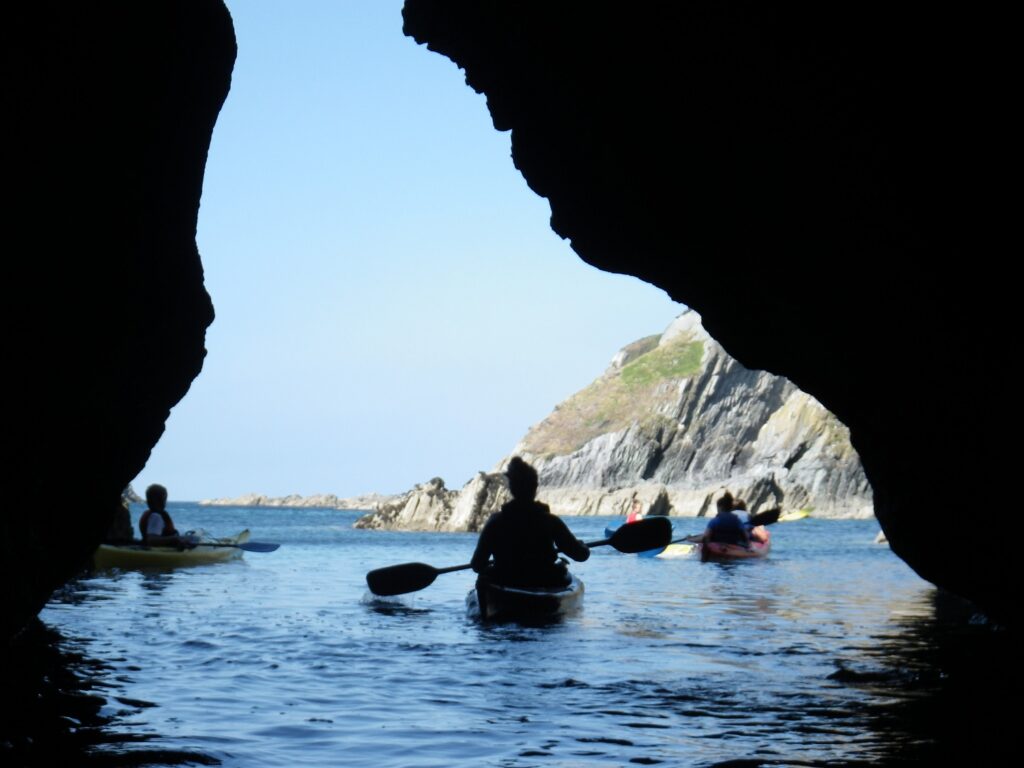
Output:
[
  {"xmin": 358, "ymin": 312, "xmax": 869, "ymax": 532},
  {"xmin": 515, "ymin": 312, "xmax": 870, "ymax": 519}
]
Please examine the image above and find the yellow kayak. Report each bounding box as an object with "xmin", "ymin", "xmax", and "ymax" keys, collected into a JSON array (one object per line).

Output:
[
  {"xmin": 92, "ymin": 530, "xmax": 251, "ymax": 570},
  {"xmin": 654, "ymin": 542, "xmax": 697, "ymax": 558},
  {"xmin": 779, "ymin": 509, "xmax": 811, "ymax": 522}
]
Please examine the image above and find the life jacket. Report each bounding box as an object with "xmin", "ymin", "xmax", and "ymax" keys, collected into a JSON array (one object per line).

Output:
[
  {"xmin": 707, "ymin": 511, "xmax": 747, "ymax": 545},
  {"xmin": 139, "ymin": 509, "xmax": 177, "ymax": 540}
]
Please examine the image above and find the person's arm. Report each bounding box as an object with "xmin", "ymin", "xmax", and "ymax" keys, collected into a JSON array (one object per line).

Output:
[
  {"xmin": 471, "ymin": 517, "xmax": 496, "ymax": 573},
  {"xmin": 551, "ymin": 516, "xmax": 590, "ymax": 562}
]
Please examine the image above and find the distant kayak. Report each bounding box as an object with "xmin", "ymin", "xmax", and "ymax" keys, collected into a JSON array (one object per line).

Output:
[
  {"xmin": 779, "ymin": 509, "xmax": 810, "ymax": 522},
  {"xmin": 92, "ymin": 530, "xmax": 251, "ymax": 570},
  {"xmin": 650, "ymin": 542, "xmax": 697, "ymax": 558},
  {"xmin": 466, "ymin": 574, "xmax": 584, "ymax": 622}
]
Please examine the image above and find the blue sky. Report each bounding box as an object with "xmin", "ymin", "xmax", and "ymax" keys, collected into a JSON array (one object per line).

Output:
[{"xmin": 133, "ymin": 1, "xmax": 683, "ymax": 501}]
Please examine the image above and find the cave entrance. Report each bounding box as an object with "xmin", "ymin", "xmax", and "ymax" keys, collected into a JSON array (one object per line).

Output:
[{"xmin": 137, "ymin": 0, "xmax": 682, "ymax": 503}]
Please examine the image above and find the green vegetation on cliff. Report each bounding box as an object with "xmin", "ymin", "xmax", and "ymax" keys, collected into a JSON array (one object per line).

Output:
[{"xmin": 522, "ymin": 337, "xmax": 704, "ymax": 456}]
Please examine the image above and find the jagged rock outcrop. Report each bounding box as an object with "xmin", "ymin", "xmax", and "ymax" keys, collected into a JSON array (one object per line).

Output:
[
  {"xmin": 199, "ymin": 492, "xmax": 396, "ymax": 510},
  {"xmin": 515, "ymin": 312, "xmax": 871, "ymax": 518},
  {"xmin": 355, "ymin": 474, "xmax": 510, "ymax": 532},
  {"xmin": 122, "ymin": 485, "xmax": 144, "ymax": 504},
  {"xmin": 3, "ymin": 1, "xmax": 234, "ymax": 642},
  {"xmin": 402, "ymin": 2, "xmax": 1014, "ymax": 623},
  {"xmin": 366, "ymin": 312, "xmax": 868, "ymax": 532}
]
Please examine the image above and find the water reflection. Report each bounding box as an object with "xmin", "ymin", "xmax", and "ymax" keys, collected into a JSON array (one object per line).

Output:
[
  {"xmin": 835, "ymin": 589, "xmax": 1016, "ymax": 766},
  {"xmin": 1, "ymin": 620, "xmax": 218, "ymax": 767}
]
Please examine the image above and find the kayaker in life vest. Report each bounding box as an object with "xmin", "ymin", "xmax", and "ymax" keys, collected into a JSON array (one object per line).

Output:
[
  {"xmin": 701, "ymin": 491, "xmax": 751, "ymax": 547},
  {"xmin": 471, "ymin": 457, "xmax": 590, "ymax": 589},
  {"xmin": 626, "ymin": 498, "xmax": 645, "ymax": 524},
  {"xmin": 139, "ymin": 484, "xmax": 191, "ymax": 548}
]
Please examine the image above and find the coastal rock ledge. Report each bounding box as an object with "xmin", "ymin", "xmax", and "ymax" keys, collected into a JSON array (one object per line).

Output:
[
  {"xmin": 199, "ymin": 492, "xmax": 396, "ymax": 510},
  {"xmin": 357, "ymin": 312, "xmax": 871, "ymax": 532}
]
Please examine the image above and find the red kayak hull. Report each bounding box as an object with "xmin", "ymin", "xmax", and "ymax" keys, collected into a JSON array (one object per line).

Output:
[{"xmin": 699, "ymin": 532, "xmax": 771, "ymax": 562}]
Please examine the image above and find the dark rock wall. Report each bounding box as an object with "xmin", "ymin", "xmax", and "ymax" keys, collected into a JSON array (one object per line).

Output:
[
  {"xmin": 403, "ymin": 2, "xmax": 1012, "ymax": 622},
  {"xmin": 2, "ymin": 2, "xmax": 235, "ymax": 642}
]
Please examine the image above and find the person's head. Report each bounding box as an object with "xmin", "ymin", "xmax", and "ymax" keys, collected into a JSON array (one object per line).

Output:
[
  {"xmin": 505, "ymin": 456, "xmax": 539, "ymax": 501},
  {"xmin": 145, "ymin": 484, "xmax": 168, "ymax": 511},
  {"xmin": 732, "ymin": 498, "xmax": 747, "ymax": 512},
  {"xmin": 631, "ymin": 498, "xmax": 642, "ymax": 510},
  {"xmin": 716, "ymin": 491, "xmax": 734, "ymax": 515}
]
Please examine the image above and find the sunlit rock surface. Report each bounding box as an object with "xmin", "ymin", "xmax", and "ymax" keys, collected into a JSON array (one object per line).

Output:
[
  {"xmin": 361, "ymin": 311, "xmax": 869, "ymax": 531},
  {"xmin": 354, "ymin": 474, "xmax": 510, "ymax": 532},
  {"xmin": 403, "ymin": 1, "xmax": 1013, "ymax": 623},
  {"xmin": 199, "ymin": 492, "xmax": 398, "ymax": 510},
  {"xmin": 513, "ymin": 311, "xmax": 871, "ymax": 519},
  {"xmin": 2, "ymin": 1, "xmax": 234, "ymax": 641}
]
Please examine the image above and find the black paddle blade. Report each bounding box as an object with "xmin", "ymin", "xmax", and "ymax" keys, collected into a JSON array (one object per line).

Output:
[
  {"xmin": 366, "ymin": 562, "xmax": 439, "ymax": 596},
  {"xmin": 608, "ymin": 516, "xmax": 672, "ymax": 553},
  {"xmin": 748, "ymin": 508, "xmax": 781, "ymax": 527}
]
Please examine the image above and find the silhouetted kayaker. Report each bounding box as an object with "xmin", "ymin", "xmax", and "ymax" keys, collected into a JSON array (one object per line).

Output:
[
  {"xmin": 471, "ymin": 457, "xmax": 590, "ymax": 588},
  {"xmin": 139, "ymin": 484, "xmax": 191, "ymax": 548},
  {"xmin": 701, "ymin": 491, "xmax": 750, "ymax": 547}
]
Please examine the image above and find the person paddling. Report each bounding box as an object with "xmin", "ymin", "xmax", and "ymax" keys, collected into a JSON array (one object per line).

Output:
[
  {"xmin": 701, "ymin": 491, "xmax": 751, "ymax": 548},
  {"xmin": 138, "ymin": 484, "xmax": 192, "ymax": 548},
  {"xmin": 471, "ymin": 457, "xmax": 590, "ymax": 589}
]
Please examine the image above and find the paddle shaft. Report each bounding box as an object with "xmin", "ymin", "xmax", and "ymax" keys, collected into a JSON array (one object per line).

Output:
[
  {"xmin": 366, "ymin": 516, "xmax": 671, "ymax": 596},
  {"xmin": 401, "ymin": 536, "xmax": 629, "ymax": 577}
]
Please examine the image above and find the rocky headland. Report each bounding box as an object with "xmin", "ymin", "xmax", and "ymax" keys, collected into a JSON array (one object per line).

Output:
[
  {"xmin": 355, "ymin": 311, "xmax": 872, "ymax": 532},
  {"xmin": 199, "ymin": 492, "xmax": 397, "ymax": 510},
  {"xmin": 353, "ymin": 474, "xmax": 510, "ymax": 532}
]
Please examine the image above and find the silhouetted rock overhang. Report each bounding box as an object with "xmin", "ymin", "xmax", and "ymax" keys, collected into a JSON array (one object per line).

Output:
[
  {"xmin": 2, "ymin": 1, "xmax": 235, "ymax": 643},
  {"xmin": 403, "ymin": 1, "xmax": 1013, "ymax": 624}
]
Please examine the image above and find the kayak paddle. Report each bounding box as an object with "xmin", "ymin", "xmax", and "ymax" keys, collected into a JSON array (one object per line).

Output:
[
  {"xmin": 366, "ymin": 515, "xmax": 672, "ymax": 597},
  {"xmin": 198, "ymin": 540, "xmax": 280, "ymax": 553}
]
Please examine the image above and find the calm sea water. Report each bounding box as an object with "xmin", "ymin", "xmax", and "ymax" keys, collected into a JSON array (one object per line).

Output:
[{"xmin": 36, "ymin": 503, "xmax": 1013, "ymax": 767}]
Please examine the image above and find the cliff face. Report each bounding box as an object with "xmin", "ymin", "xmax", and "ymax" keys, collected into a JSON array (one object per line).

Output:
[
  {"xmin": 516, "ymin": 312, "xmax": 871, "ymax": 518},
  {"xmin": 402, "ymin": 1, "xmax": 1013, "ymax": 623},
  {"xmin": 360, "ymin": 312, "xmax": 869, "ymax": 533}
]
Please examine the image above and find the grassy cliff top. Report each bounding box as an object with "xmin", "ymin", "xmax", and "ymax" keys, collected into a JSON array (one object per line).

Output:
[{"xmin": 521, "ymin": 336, "xmax": 704, "ymax": 457}]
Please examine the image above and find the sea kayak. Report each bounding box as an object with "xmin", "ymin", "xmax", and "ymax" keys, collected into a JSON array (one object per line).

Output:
[
  {"xmin": 92, "ymin": 530, "xmax": 251, "ymax": 570},
  {"xmin": 466, "ymin": 574, "xmax": 584, "ymax": 622},
  {"xmin": 699, "ymin": 531, "xmax": 771, "ymax": 562}
]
